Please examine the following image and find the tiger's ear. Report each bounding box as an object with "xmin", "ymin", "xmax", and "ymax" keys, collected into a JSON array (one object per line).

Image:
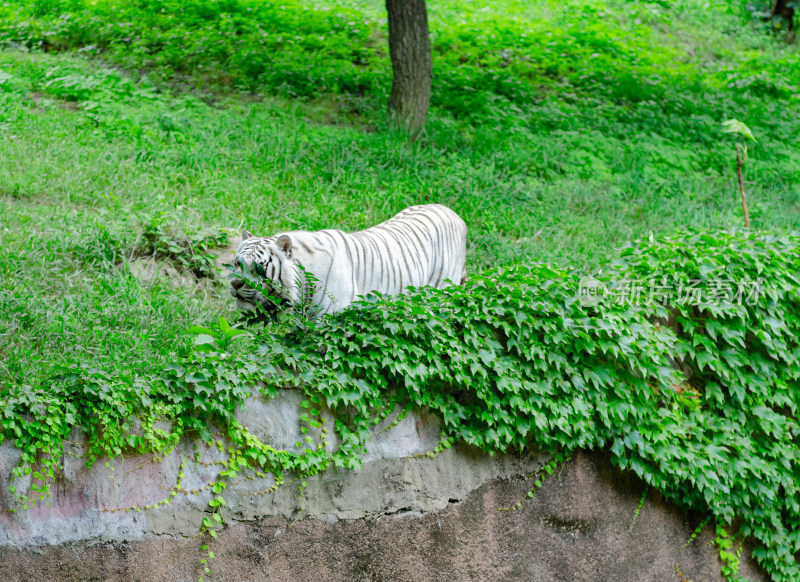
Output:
[
  {"xmin": 241, "ymin": 229, "xmax": 254, "ymax": 240},
  {"xmin": 276, "ymin": 235, "xmax": 292, "ymax": 255}
]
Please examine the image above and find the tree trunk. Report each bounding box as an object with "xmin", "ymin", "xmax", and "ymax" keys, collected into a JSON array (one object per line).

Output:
[
  {"xmin": 771, "ymin": 0, "xmax": 795, "ymax": 31},
  {"xmin": 386, "ymin": 0, "xmax": 432, "ymax": 136}
]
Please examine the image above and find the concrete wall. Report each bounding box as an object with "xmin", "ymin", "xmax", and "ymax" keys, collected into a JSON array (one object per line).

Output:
[{"xmin": 0, "ymin": 390, "xmax": 766, "ymax": 581}]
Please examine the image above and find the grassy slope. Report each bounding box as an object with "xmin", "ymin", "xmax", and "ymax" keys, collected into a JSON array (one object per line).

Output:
[{"xmin": 1, "ymin": 0, "xmax": 799, "ymax": 386}]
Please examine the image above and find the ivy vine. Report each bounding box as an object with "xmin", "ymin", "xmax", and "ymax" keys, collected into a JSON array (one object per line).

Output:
[{"xmin": 0, "ymin": 230, "xmax": 798, "ymax": 581}]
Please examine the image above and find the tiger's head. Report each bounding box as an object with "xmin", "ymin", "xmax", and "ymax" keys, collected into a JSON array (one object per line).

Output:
[{"xmin": 229, "ymin": 230, "xmax": 300, "ymax": 314}]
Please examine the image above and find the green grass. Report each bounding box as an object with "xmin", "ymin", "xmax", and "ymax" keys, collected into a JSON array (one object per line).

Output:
[{"xmin": 1, "ymin": 0, "xmax": 799, "ymax": 387}]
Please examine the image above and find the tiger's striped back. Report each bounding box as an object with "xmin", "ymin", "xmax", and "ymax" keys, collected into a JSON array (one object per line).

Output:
[{"xmin": 339, "ymin": 204, "xmax": 466, "ymax": 298}]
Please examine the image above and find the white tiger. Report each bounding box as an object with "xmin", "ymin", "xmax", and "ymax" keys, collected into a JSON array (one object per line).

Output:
[{"xmin": 229, "ymin": 204, "xmax": 467, "ymax": 315}]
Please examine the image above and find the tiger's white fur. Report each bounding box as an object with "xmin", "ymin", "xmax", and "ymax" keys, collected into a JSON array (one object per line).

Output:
[{"xmin": 229, "ymin": 204, "xmax": 467, "ymax": 315}]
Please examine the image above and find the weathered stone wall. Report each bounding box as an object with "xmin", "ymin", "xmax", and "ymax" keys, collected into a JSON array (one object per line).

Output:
[{"xmin": 0, "ymin": 390, "xmax": 766, "ymax": 581}]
